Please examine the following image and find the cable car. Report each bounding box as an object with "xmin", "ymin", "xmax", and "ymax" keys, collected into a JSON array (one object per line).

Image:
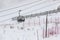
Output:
[
  {"xmin": 12, "ymin": 10, "xmax": 25, "ymax": 23},
  {"xmin": 17, "ymin": 16, "xmax": 25, "ymax": 22}
]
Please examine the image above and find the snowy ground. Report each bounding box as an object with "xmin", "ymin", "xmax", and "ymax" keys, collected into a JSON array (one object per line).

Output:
[{"xmin": 0, "ymin": 12, "xmax": 60, "ymax": 40}]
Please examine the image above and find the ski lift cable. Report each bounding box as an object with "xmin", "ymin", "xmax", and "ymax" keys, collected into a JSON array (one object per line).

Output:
[
  {"xmin": 0, "ymin": 0, "xmax": 45, "ymax": 12},
  {"xmin": 0, "ymin": 0, "xmax": 47, "ymax": 17},
  {"xmin": 22, "ymin": 1, "xmax": 60, "ymax": 15},
  {"xmin": 0, "ymin": 1, "xmax": 59, "ymax": 18}
]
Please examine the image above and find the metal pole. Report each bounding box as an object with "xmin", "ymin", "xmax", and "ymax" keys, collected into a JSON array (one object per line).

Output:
[
  {"xmin": 37, "ymin": 29, "xmax": 39, "ymax": 40},
  {"xmin": 19, "ymin": 10, "xmax": 21, "ymax": 16},
  {"xmin": 45, "ymin": 14, "xmax": 48, "ymax": 37}
]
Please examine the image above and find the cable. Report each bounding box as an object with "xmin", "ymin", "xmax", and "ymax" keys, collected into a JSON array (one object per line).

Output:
[
  {"xmin": 22, "ymin": 1, "xmax": 59, "ymax": 15},
  {"xmin": 0, "ymin": 0, "xmax": 43, "ymax": 12},
  {"xmin": 0, "ymin": 0, "xmax": 58, "ymax": 18},
  {"xmin": 0, "ymin": 1, "xmax": 59, "ymax": 23},
  {"xmin": 0, "ymin": 0, "xmax": 47, "ymax": 17},
  {"xmin": 0, "ymin": 11, "xmax": 18, "ymax": 17},
  {"xmin": 21, "ymin": 0, "xmax": 47, "ymax": 11}
]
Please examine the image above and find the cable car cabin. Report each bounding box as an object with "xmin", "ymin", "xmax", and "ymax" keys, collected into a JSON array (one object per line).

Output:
[{"xmin": 17, "ymin": 16, "xmax": 25, "ymax": 22}]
